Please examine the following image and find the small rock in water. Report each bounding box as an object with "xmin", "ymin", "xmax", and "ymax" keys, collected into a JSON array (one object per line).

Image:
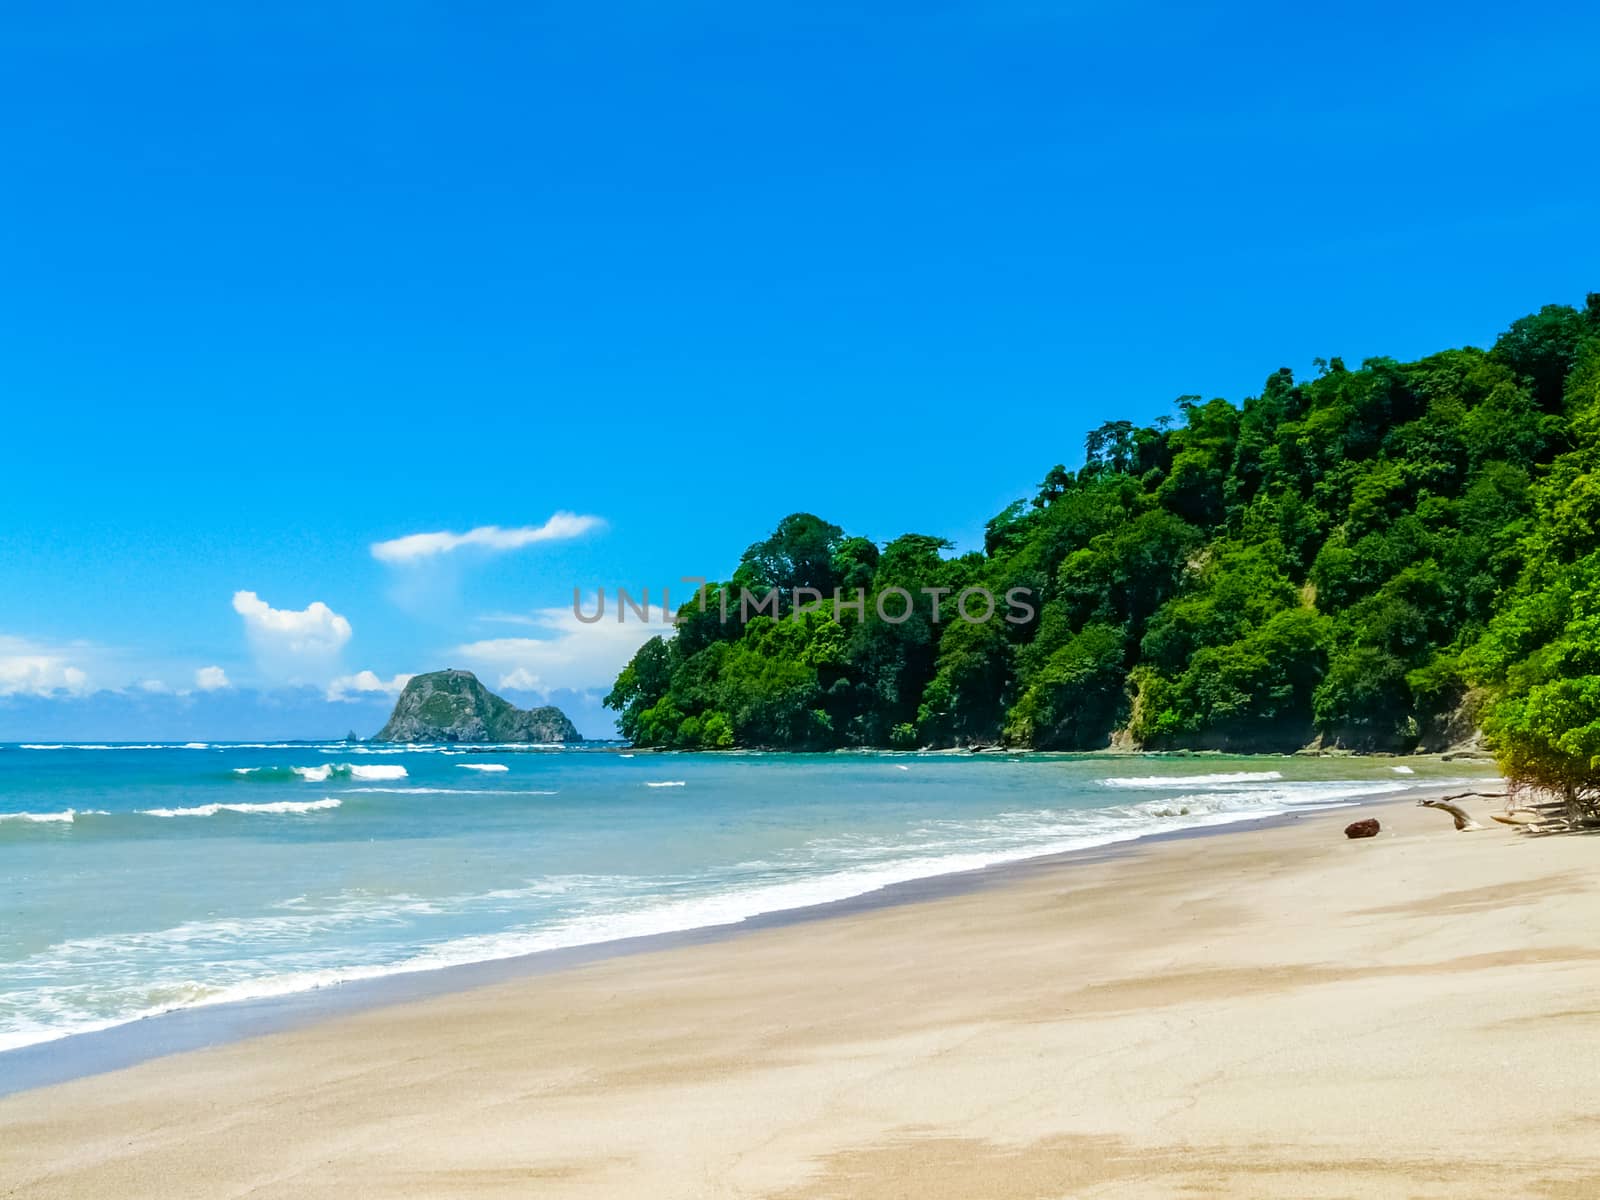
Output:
[{"xmin": 1344, "ymin": 818, "xmax": 1381, "ymax": 839}]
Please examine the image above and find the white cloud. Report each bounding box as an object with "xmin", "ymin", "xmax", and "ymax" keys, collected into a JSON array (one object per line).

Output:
[
  {"xmin": 194, "ymin": 665, "xmax": 231, "ymax": 691},
  {"xmin": 232, "ymin": 591, "xmax": 353, "ymax": 682},
  {"xmin": 452, "ymin": 606, "xmax": 670, "ymax": 695},
  {"xmin": 371, "ymin": 513, "xmax": 604, "ymax": 564},
  {"xmin": 0, "ymin": 635, "xmax": 94, "ymax": 697},
  {"xmin": 326, "ymin": 670, "xmax": 414, "ymax": 702},
  {"xmin": 0, "ymin": 635, "xmax": 204, "ymax": 699},
  {"xmin": 475, "ymin": 612, "xmax": 544, "ymax": 627}
]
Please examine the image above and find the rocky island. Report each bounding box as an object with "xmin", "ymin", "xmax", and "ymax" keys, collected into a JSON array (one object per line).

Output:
[{"xmin": 375, "ymin": 669, "xmax": 581, "ymax": 743}]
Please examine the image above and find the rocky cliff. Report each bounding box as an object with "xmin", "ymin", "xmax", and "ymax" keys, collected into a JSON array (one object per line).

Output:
[{"xmin": 375, "ymin": 670, "xmax": 581, "ymax": 743}]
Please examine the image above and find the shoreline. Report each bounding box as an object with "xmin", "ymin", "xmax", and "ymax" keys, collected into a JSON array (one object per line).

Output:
[
  {"xmin": 2, "ymin": 738, "xmax": 1498, "ymax": 756},
  {"xmin": 0, "ymin": 781, "xmax": 1479, "ymax": 1097},
  {"xmin": 8, "ymin": 782, "xmax": 1598, "ymax": 1198}
]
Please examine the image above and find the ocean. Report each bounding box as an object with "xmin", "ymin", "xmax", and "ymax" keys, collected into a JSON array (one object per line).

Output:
[{"xmin": 0, "ymin": 743, "xmax": 1490, "ymax": 1054}]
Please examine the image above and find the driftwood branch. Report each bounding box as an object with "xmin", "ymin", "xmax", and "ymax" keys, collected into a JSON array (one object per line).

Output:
[
  {"xmin": 1417, "ymin": 797, "xmax": 1486, "ymax": 831},
  {"xmin": 1490, "ymin": 810, "xmax": 1545, "ymax": 827},
  {"xmin": 1496, "ymin": 788, "xmax": 1600, "ymax": 834}
]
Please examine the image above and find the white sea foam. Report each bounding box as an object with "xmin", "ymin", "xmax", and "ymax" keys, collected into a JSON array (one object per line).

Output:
[
  {"xmin": 0, "ymin": 809, "xmax": 101, "ymax": 824},
  {"xmin": 0, "ymin": 876, "xmax": 597, "ymax": 1050},
  {"xmin": 140, "ymin": 799, "xmax": 342, "ymax": 818},
  {"xmin": 645, "ymin": 781, "xmax": 686, "ymax": 788},
  {"xmin": 1099, "ymin": 770, "xmax": 1284, "ymax": 788},
  {"xmin": 318, "ymin": 744, "xmax": 474, "ymax": 755},
  {"xmin": 24, "ymin": 744, "xmax": 166, "ymax": 751},
  {"xmin": 350, "ymin": 764, "xmax": 408, "ymax": 781},
  {"xmin": 234, "ymin": 764, "xmax": 409, "ymax": 783},
  {"xmin": 456, "ymin": 763, "xmax": 509, "ymax": 773},
  {"xmin": 0, "ymin": 1018, "xmax": 130, "ymax": 1052},
  {"xmin": 17, "ymin": 742, "xmax": 168, "ymax": 750}
]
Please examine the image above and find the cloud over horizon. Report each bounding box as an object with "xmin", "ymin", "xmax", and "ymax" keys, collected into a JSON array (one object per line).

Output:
[
  {"xmin": 452, "ymin": 605, "xmax": 669, "ymax": 696},
  {"xmin": 326, "ymin": 670, "xmax": 414, "ymax": 702},
  {"xmin": 232, "ymin": 591, "xmax": 353, "ymax": 682},
  {"xmin": 0, "ymin": 634, "xmax": 93, "ymax": 697},
  {"xmin": 370, "ymin": 513, "xmax": 604, "ymax": 565}
]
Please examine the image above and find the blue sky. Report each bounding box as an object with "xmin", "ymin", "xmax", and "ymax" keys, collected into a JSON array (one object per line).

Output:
[{"xmin": 2, "ymin": 1, "xmax": 1597, "ymax": 738}]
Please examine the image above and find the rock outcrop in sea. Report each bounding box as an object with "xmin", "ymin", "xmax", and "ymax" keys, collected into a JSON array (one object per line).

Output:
[{"xmin": 375, "ymin": 670, "xmax": 581, "ymax": 743}]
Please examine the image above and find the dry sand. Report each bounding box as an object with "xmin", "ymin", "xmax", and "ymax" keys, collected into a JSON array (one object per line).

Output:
[{"xmin": 3, "ymin": 790, "xmax": 1599, "ymax": 1198}]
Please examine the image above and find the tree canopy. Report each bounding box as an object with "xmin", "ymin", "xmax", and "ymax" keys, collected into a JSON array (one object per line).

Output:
[{"xmin": 607, "ymin": 294, "xmax": 1600, "ymax": 799}]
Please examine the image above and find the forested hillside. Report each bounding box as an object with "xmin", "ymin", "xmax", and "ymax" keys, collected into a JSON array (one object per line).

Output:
[{"xmin": 607, "ymin": 295, "xmax": 1600, "ymax": 788}]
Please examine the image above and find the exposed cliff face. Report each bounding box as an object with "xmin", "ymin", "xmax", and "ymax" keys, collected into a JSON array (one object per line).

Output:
[
  {"xmin": 375, "ymin": 670, "xmax": 581, "ymax": 743},
  {"xmin": 1416, "ymin": 688, "xmax": 1488, "ymax": 755}
]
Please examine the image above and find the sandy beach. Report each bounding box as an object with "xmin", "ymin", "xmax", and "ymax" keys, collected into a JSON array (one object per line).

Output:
[{"xmin": 3, "ymin": 788, "xmax": 1598, "ymax": 1199}]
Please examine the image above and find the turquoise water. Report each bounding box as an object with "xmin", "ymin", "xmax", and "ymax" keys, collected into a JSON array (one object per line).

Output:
[{"xmin": 0, "ymin": 743, "xmax": 1488, "ymax": 1052}]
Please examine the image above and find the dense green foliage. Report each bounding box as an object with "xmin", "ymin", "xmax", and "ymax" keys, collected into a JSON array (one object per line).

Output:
[
  {"xmin": 1464, "ymin": 301, "xmax": 1600, "ymax": 808},
  {"xmin": 609, "ymin": 296, "xmax": 1600, "ymax": 790}
]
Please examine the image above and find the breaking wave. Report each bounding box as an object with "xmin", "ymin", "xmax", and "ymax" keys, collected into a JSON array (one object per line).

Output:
[
  {"xmin": 141, "ymin": 799, "xmax": 343, "ymax": 818},
  {"xmin": 232, "ymin": 764, "xmax": 408, "ymax": 783},
  {"xmin": 1099, "ymin": 770, "xmax": 1284, "ymax": 788},
  {"xmin": 0, "ymin": 809, "xmax": 104, "ymax": 824}
]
